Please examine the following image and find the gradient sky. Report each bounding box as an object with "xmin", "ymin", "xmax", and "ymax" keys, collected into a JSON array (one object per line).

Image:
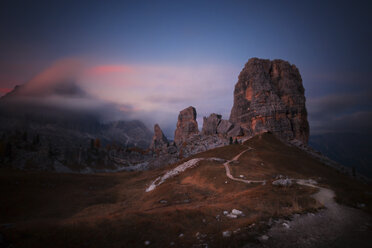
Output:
[{"xmin": 1, "ymin": 0, "xmax": 371, "ymax": 137}]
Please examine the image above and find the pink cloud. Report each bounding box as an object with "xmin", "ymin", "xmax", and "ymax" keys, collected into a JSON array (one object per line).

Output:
[
  {"xmin": 19, "ymin": 58, "xmax": 83, "ymax": 96},
  {"xmin": 0, "ymin": 87, "xmax": 12, "ymax": 94},
  {"xmin": 89, "ymin": 65, "xmax": 134, "ymax": 75}
]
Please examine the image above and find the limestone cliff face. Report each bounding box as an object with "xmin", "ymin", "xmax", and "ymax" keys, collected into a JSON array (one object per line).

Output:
[
  {"xmin": 174, "ymin": 106, "xmax": 199, "ymax": 145},
  {"xmin": 229, "ymin": 58, "xmax": 309, "ymax": 143}
]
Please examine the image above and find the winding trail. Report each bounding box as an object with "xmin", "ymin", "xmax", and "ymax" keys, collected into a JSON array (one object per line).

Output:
[
  {"xmin": 296, "ymin": 179, "xmax": 336, "ymax": 208},
  {"xmin": 144, "ymin": 145, "xmax": 372, "ymax": 247},
  {"xmin": 223, "ymin": 147, "xmax": 266, "ymax": 184},
  {"xmin": 251, "ymin": 180, "xmax": 372, "ymax": 248}
]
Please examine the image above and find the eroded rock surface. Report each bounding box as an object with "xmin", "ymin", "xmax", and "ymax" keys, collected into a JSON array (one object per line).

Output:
[
  {"xmin": 174, "ymin": 106, "xmax": 199, "ymax": 145},
  {"xmin": 229, "ymin": 58, "xmax": 309, "ymax": 143},
  {"xmin": 149, "ymin": 124, "xmax": 168, "ymax": 150},
  {"xmin": 202, "ymin": 113, "xmax": 222, "ymax": 135},
  {"xmin": 217, "ymin": 119, "xmax": 234, "ymax": 134}
]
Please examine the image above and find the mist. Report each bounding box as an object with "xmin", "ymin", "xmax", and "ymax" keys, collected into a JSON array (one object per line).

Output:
[{"xmin": 0, "ymin": 59, "xmax": 142, "ymax": 128}]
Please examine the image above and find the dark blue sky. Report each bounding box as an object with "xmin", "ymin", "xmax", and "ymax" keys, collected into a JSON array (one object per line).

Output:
[{"xmin": 1, "ymin": 0, "xmax": 371, "ymax": 135}]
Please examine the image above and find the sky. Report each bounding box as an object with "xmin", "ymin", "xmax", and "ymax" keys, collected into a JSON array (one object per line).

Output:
[{"xmin": 0, "ymin": 0, "xmax": 371, "ymax": 137}]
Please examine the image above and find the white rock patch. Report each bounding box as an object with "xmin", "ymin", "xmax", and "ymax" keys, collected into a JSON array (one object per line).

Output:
[
  {"xmin": 222, "ymin": 230, "xmax": 231, "ymax": 237},
  {"xmin": 231, "ymin": 209, "xmax": 243, "ymax": 215},
  {"xmin": 146, "ymin": 157, "xmax": 224, "ymax": 192},
  {"xmin": 272, "ymin": 178, "xmax": 293, "ymax": 186},
  {"xmin": 224, "ymin": 209, "xmax": 244, "ymax": 219}
]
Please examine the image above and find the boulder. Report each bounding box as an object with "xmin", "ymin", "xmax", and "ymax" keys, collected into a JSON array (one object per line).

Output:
[
  {"xmin": 174, "ymin": 106, "xmax": 199, "ymax": 145},
  {"xmin": 202, "ymin": 113, "xmax": 221, "ymax": 135},
  {"xmin": 227, "ymin": 125, "xmax": 243, "ymax": 137},
  {"xmin": 272, "ymin": 178, "xmax": 293, "ymax": 186},
  {"xmin": 229, "ymin": 58, "xmax": 309, "ymax": 143},
  {"xmin": 217, "ymin": 119, "xmax": 234, "ymax": 134}
]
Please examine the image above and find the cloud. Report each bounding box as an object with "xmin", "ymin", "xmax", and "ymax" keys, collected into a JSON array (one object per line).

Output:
[
  {"xmin": 3, "ymin": 58, "xmax": 371, "ymax": 138},
  {"xmin": 81, "ymin": 62, "xmax": 239, "ymax": 136},
  {"xmin": 89, "ymin": 65, "xmax": 134, "ymax": 75},
  {"xmin": 0, "ymin": 87, "xmax": 12, "ymax": 95},
  {"xmin": 310, "ymin": 111, "xmax": 372, "ymax": 135},
  {"xmin": 1, "ymin": 58, "xmax": 136, "ymax": 123},
  {"xmin": 17, "ymin": 58, "xmax": 84, "ymax": 96},
  {"xmin": 307, "ymin": 92, "xmax": 372, "ymax": 135}
]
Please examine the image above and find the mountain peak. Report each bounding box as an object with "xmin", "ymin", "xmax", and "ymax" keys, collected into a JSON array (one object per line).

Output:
[{"xmin": 230, "ymin": 58, "xmax": 309, "ymax": 143}]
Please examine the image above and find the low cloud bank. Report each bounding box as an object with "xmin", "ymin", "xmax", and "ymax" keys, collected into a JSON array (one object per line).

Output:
[{"xmin": 307, "ymin": 92, "xmax": 372, "ymax": 135}]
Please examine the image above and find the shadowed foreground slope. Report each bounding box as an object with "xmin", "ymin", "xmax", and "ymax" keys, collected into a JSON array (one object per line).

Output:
[{"xmin": 0, "ymin": 133, "xmax": 371, "ymax": 247}]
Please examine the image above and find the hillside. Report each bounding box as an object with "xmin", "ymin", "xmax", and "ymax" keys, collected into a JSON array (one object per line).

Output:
[{"xmin": 1, "ymin": 133, "xmax": 371, "ymax": 248}]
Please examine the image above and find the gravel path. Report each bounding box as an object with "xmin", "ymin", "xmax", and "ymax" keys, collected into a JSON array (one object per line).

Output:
[
  {"xmin": 223, "ymin": 147, "xmax": 266, "ymax": 184},
  {"xmin": 248, "ymin": 180, "xmax": 372, "ymax": 248},
  {"xmin": 145, "ymin": 147, "xmax": 371, "ymax": 248}
]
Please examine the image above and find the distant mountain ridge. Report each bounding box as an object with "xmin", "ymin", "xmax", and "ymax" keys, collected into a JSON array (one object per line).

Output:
[{"xmin": 0, "ymin": 82, "xmax": 153, "ymax": 172}]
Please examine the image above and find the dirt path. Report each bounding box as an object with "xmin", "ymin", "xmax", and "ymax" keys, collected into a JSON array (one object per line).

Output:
[
  {"xmin": 144, "ymin": 146, "xmax": 372, "ymax": 247},
  {"xmin": 223, "ymin": 147, "xmax": 266, "ymax": 184},
  {"xmin": 250, "ymin": 180, "xmax": 372, "ymax": 248}
]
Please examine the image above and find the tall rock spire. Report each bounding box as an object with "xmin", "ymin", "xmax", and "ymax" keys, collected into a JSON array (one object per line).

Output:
[
  {"xmin": 174, "ymin": 106, "xmax": 199, "ymax": 145},
  {"xmin": 150, "ymin": 124, "xmax": 168, "ymax": 150},
  {"xmin": 229, "ymin": 58, "xmax": 309, "ymax": 143}
]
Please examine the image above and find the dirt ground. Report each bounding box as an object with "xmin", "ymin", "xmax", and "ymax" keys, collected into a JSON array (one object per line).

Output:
[{"xmin": 1, "ymin": 133, "xmax": 371, "ymax": 247}]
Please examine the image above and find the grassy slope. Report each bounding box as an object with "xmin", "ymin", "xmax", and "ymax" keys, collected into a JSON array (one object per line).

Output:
[{"xmin": 0, "ymin": 133, "xmax": 371, "ymax": 248}]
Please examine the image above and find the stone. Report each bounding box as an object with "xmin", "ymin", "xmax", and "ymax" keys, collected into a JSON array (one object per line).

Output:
[
  {"xmin": 226, "ymin": 213, "xmax": 238, "ymax": 219},
  {"xmin": 231, "ymin": 209, "xmax": 243, "ymax": 216},
  {"xmin": 272, "ymin": 178, "xmax": 293, "ymax": 186},
  {"xmin": 222, "ymin": 231, "xmax": 231, "ymax": 237},
  {"xmin": 260, "ymin": 235, "xmax": 269, "ymax": 241},
  {"xmin": 202, "ymin": 113, "xmax": 221, "ymax": 135},
  {"xmin": 217, "ymin": 119, "xmax": 234, "ymax": 134},
  {"xmin": 167, "ymin": 145, "xmax": 178, "ymax": 154},
  {"xmin": 229, "ymin": 58, "xmax": 309, "ymax": 143},
  {"xmin": 282, "ymin": 222, "xmax": 290, "ymax": 229},
  {"xmin": 227, "ymin": 125, "xmax": 243, "ymax": 137},
  {"xmin": 174, "ymin": 106, "xmax": 199, "ymax": 145},
  {"xmin": 149, "ymin": 124, "xmax": 168, "ymax": 150}
]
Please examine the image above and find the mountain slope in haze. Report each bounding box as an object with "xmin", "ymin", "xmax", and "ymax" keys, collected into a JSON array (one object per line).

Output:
[
  {"xmin": 309, "ymin": 133, "xmax": 372, "ymax": 178},
  {"xmin": 1, "ymin": 133, "xmax": 370, "ymax": 248},
  {"xmin": 0, "ymin": 80, "xmax": 153, "ymax": 172}
]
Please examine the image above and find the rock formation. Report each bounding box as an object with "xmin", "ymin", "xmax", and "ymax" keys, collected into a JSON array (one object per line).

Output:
[
  {"xmin": 229, "ymin": 58, "xmax": 309, "ymax": 143},
  {"xmin": 217, "ymin": 119, "xmax": 234, "ymax": 134},
  {"xmin": 202, "ymin": 113, "xmax": 222, "ymax": 135},
  {"xmin": 149, "ymin": 124, "xmax": 168, "ymax": 150},
  {"xmin": 227, "ymin": 125, "xmax": 243, "ymax": 137},
  {"xmin": 174, "ymin": 106, "xmax": 199, "ymax": 145}
]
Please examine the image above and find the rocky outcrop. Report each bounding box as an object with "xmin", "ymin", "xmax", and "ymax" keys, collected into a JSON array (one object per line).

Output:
[
  {"xmin": 202, "ymin": 113, "xmax": 221, "ymax": 135},
  {"xmin": 149, "ymin": 124, "xmax": 168, "ymax": 150},
  {"xmin": 227, "ymin": 125, "xmax": 243, "ymax": 137},
  {"xmin": 202, "ymin": 114, "xmax": 240, "ymax": 137},
  {"xmin": 217, "ymin": 119, "xmax": 234, "ymax": 135},
  {"xmin": 229, "ymin": 58, "xmax": 309, "ymax": 143},
  {"xmin": 174, "ymin": 106, "xmax": 199, "ymax": 145}
]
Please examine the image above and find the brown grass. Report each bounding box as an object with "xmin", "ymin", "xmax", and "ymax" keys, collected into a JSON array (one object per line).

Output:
[{"xmin": 0, "ymin": 133, "xmax": 370, "ymax": 247}]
